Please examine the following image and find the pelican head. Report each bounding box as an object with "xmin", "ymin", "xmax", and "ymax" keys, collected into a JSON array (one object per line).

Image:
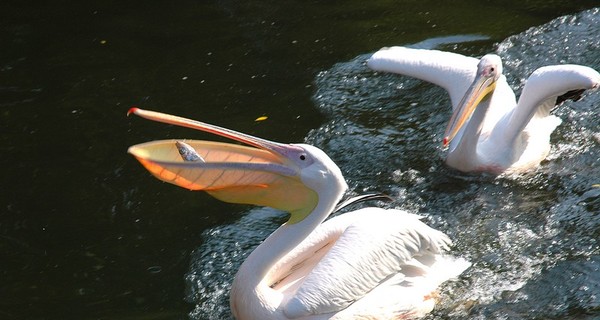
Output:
[
  {"xmin": 443, "ymin": 54, "xmax": 503, "ymax": 146},
  {"xmin": 127, "ymin": 108, "xmax": 347, "ymax": 224}
]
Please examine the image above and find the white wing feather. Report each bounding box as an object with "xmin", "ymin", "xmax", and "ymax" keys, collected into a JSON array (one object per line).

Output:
[
  {"xmin": 367, "ymin": 46, "xmax": 479, "ymax": 110},
  {"xmin": 283, "ymin": 208, "xmax": 454, "ymax": 318}
]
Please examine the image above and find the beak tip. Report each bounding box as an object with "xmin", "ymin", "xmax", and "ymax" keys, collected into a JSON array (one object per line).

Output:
[
  {"xmin": 442, "ymin": 136, "xmax": 449, "ymax": 147},
  {"xmin": 127, "ymin": 107, "xmax": 140, "ymax": 116}
]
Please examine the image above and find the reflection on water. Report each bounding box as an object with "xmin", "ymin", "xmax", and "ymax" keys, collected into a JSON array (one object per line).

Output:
[{"xmin": 187, "ymin": 8, "xmax": 600, "ymax": 319}]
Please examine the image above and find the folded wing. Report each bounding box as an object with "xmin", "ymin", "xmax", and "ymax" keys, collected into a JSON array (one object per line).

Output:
[{"xmin": 283, "ymin": 208, "xmax": 455, "ymax": 318}]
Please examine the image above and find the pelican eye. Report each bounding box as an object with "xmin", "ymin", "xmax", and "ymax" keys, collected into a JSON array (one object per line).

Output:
[{"xmin": 299, "ymin": 154, "xmax": 306, "ymax": 161}]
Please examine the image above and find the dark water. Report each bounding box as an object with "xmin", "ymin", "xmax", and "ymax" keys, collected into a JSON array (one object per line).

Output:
[{"xmin": 1, "ymin": 1, "xmax": 599, "ymax": 319}]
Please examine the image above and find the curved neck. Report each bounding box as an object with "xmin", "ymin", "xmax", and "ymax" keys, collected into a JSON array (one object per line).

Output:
[{"xmin": 230, "ymin": 183, "xmax": 344, "ymax": 317}]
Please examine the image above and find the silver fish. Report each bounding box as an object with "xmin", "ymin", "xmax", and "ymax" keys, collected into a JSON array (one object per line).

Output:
[{"xmin": 175, "ymin": 141, "xmax": 205, "ymax": 162}]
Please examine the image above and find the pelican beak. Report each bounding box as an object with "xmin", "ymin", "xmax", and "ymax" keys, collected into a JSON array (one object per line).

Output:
[
  {"xmin": 443, "ymin": 72, "xmax": 497, "ymax": 147},
  {"xmin": 127, "ymin": 108, "xmax": 318, "ymax": 222}
]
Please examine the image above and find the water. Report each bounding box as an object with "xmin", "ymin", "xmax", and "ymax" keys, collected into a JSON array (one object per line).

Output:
[
  {"xmin": 187, "ymin": 8, "xmax": 600, "ymax": 320},
  {"xmin": 1, "ymin": 1, "xmax": 599, "ymax": 319}
]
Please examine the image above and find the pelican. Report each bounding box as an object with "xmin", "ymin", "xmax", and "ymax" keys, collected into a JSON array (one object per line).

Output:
[
  {"xmin": 367, "ymin": 46, "xmax": 600, "ymax": 174},
  {"xmin": 127, "ymin": 108, "xmax": 470, "ymax": 319}
]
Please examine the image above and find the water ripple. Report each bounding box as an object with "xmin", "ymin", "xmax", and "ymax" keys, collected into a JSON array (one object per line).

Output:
[{"xmin": 186, "ymin": 8, "xmax": 600, "ymax": 319}]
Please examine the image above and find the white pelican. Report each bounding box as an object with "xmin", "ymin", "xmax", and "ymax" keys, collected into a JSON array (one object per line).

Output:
[
  {"xmin": 127, "ymin": 108, "xmax": 470, "ymax": 319},
  {"xmin": 367, "ymin": 46, "xmax": 600, "ymax": 174}
]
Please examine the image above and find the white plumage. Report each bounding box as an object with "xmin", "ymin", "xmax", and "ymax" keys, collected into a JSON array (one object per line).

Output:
[
  {"xmin": 128, "ymin": 108, "xmax": 470, "ymax": 319},
  {"xmin": 368, "ymin": 46, "xmax": 600, "ymax": 174},
  {"xmin": 277, "ymin": 208, "xmax": 469, "ymax": 319}
]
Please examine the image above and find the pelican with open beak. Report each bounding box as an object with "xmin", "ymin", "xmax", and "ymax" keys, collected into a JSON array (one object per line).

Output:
[{"xmin": 128, "ymin": 107, "xmax": 470, "ymax": 319}]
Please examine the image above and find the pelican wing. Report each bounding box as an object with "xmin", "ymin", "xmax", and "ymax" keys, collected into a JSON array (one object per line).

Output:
[
  {"xmin": 519, "ymin": 65, "xmax": 600, "ymax": 120},
  {"xmin": 283, "ymin": 208, "xmax": 452, "ymax": 318},
  {"xmin": 367, "ymin": 46, "xmax": 480, "ymax": 110},
  {"xmin": 492, "ymin": 64, "xmax": 600, "ymax": 152}
]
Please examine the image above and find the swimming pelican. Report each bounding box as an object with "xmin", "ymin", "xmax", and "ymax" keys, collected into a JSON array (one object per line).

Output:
[
  {"xmin": 127, "ymin": 108, "xmax": 470, "ymax": 319},
  {"xmin": 367, "ymin": 46, "xmax": 600, "ymax": 174}
]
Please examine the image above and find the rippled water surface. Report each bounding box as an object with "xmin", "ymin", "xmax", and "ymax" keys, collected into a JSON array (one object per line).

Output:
[
  {"xmin": 187, "ymin": 9, "xmax": 600, "ymax": 320},
  {"xmin": 2, "ymin": 1, "xmax": 599, "ymax": 319}
]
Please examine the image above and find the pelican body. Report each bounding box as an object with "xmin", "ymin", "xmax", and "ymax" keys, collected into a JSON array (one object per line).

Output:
[
  {"xmin": 368, "ymin": 47, "xmax": 600, "ymax": 174},
  {"xmin": 128, "ymin": 108, "xmax": 470, "ymax": 319}
]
